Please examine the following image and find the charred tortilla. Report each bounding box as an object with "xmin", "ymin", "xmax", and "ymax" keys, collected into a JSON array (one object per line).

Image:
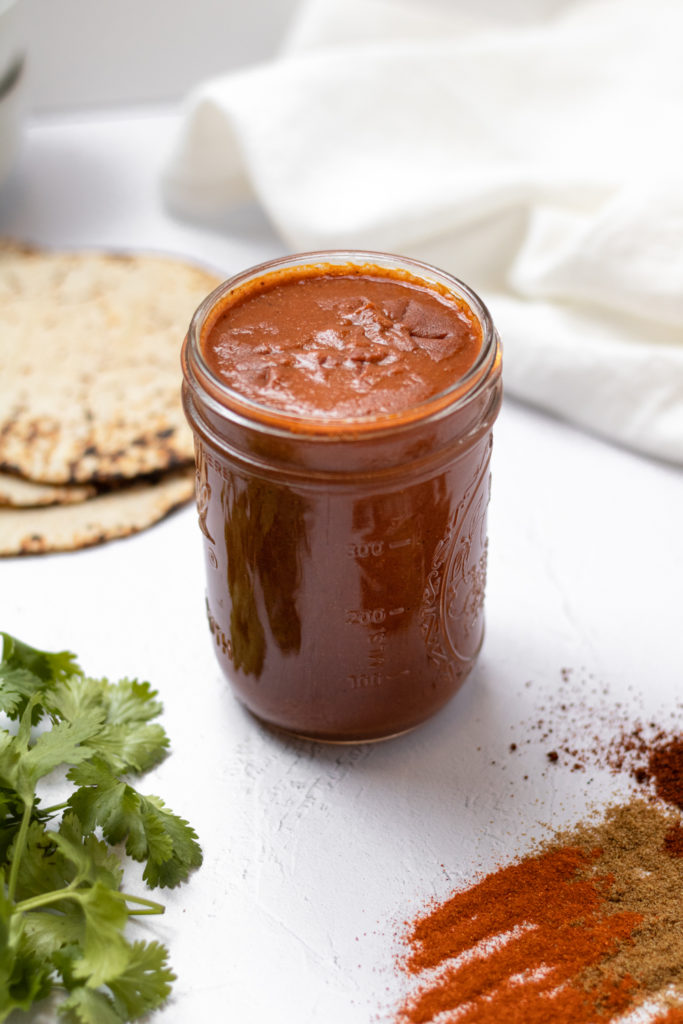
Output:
[
  {"xmin": 0, "ymin": 470, "xmax": 96, "ymax": 507},
  {"xmin": 0, "ymin": 242, "xmax": 220, "ymax": 483},
  {"xmin": 0, "ymin": 467, "xmax": 195, "ymax": 555}
]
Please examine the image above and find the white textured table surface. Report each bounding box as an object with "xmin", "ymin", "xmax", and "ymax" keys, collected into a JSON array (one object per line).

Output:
[{"xmin": 2, "ymin": 108, "xmax": 683, "ymax": 1024}]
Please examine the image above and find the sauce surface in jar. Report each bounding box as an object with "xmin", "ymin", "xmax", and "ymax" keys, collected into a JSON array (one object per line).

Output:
[
  {"xmin": 183, "ymin": 253, "xmax": 501, "ymax": 743},
  {"xmin": 201, "ymin": 263, "xmax": 483, "ymax": 419}
]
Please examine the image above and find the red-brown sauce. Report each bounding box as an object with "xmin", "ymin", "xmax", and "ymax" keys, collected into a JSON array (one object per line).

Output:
[{"xmin": 201, "ymin": 264, "xmax": 482, "ymax": 419}]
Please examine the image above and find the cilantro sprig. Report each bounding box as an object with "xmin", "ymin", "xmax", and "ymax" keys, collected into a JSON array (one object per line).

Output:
[{"xmin": 0, "ymin": 631, "xmax": 202, "ymax": 1022}]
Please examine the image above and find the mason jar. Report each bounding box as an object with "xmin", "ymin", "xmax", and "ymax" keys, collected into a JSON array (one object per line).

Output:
[{"xmin": 181, "ymin": 251, "xmax": 502, "ymax": 742}]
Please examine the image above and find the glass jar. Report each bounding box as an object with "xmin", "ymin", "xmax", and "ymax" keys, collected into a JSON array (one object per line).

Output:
[{"xmin": 181, "ymin": 251, "xmax": 502, "ymax": 742}]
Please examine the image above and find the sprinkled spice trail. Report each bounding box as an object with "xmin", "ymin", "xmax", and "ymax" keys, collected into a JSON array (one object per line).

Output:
[
  {"xmin": 508, "ymin": 669, "xmax": 683, "ymax": 787},
  {"xmin": 397, "ymin": 801, "xmax": 683, "ymax": 1023}
]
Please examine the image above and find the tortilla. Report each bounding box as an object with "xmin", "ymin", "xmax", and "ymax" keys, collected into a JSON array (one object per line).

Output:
[
  {"xmin": 0, "ymin": 242, "xmax": 221, "ymax": 484},
  {"xmin": 0, "ymin": 467, "xmax": 195, "ymax": 555},
  {"xmin": 0, "ymin": 470, "xmax": 96, "ymax": 507}
]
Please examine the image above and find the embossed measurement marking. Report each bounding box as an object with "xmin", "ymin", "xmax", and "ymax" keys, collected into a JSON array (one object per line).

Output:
[
  {"xmin": 346, "ymin": 541, "xmax": 385, "ymax": 558},
  {"xmin": 347, "ymin": 669, "xmax": 410, "ymax": 689},
  {"xmin": 345, "ymin": 608, "xmax": 386, "ymax": 626},
  {"xmin": 345, "ymin": 607, "xmax": 406, "ymax": 625},
  {"xmin": 347, "ymin": 673, "xmax": 385, "ymax": 690}
]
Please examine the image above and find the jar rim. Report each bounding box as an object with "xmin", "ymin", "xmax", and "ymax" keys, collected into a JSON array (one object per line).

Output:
[{"xmin": 183, "ymin": 249, "xmax": 501, "ymax": 440}]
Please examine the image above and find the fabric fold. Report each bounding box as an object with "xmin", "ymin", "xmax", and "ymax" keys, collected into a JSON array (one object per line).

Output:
[{"xmin": 162, "ymin": 0, "xmax": 683, "ymax": 463}]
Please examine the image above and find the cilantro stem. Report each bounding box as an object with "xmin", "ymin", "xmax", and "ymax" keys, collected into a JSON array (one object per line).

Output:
[
  {"xmin": 119, "ymin": 892, "xmax": 165, "ymax": 914},
  {"xmin": 15, "ymin": 887, "xmax": 165, "ymax": 916},
  {"xmin": 7, "ymin": 796, "xmax": 33, "ymax": 902},
  {"xmin": 15, "ymin": 883, "xmax": 79, "ymax": 913},
  {"xmin": 38, "ymin": 801, "xmax": 69, "ymax": 815}
]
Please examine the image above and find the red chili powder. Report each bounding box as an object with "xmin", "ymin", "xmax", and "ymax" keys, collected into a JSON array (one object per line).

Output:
[
  {"xmin": 664, "ymin": 824, "xmax": 683, "ymax": 857},
  {"xmin": 398, "ymin": 845, "xmax": 640, "ymax": 1024},
  {"xmin": 647, "ymin": 738, "xmax": 683, "ymax": 808}
]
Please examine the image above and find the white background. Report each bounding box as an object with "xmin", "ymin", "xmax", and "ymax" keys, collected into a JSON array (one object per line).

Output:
[
  {"xmin": 20, "ymin": 0, "xmax": 578, "ymax": 112},
  {"xmin": 21, "ymin": 0, "xmax": 299, "ymax": 111}
]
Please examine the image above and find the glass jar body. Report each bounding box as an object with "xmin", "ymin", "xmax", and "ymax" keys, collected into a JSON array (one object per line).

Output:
[{"xmin": 182, "ymin": 252, "xmax": 502, "ymax": 742}]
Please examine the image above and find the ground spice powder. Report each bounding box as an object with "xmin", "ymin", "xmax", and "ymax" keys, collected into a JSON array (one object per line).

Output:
[
  {"xmin": 395, "ymin": 708, "xmax": 683, "ymax": 1024},
  {"xmin": 397, "ymin": 800, "xmax": 683, "ymax": 1023},
  {"xmin": 647, "ymin": 738, "xmax": 683, "ymax": 808}
]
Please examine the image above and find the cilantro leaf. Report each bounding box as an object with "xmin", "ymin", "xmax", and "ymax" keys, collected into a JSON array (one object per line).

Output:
[
  {"xmin": 89, "ymin": 721, "xmax": 169, "ymax": 775},
  {"xmin": 12, "ymin": 814, "xmax": 125, "ymax": 908},
  {"xmin": 102, "ymin": 677, "xmax": 164, "ymax": 725},
  {"xmin": 69, "ymin": 882, "xmax": 131, "ymax": 987},
  {"xmin": 0, "ymin": 632, "xmax": 79, "ymax": 685},
  {"xmin": 1, "ymin": 698, "xmax": 104, "ymax": 806},
  {"xmin": 43, "ymin": 673, "xmax": 107, "ymax": 727},
  {"xmin": 0, "ymin": 870, "xmax": 52, "ymax": 1022},
  {"xmin": 0, "ymin": 664, "xmax": 44, "ymax": 719},
  {"xmin": 44, "ymin": 675, "xmax": 169, "ymax": 775},
  {"xmin": 21, "ymin": 905, "xmax": 81, "ymax": 961},
  {"xmin": 55, "ymin": 812, "xmax": 124, "ymax": 890},
  {"xmin": 18, "ymin": 709, "xmax": 106, "ymax": 797},
  {"xmin": 0, "ymin": 785, "xmax": 25, "ymax": 849},
  {"xmin": 59, "ymin": 984, "xmax": 123, "ymax": 1024},
  {"xmin": 90, "ymin": 678, "xmax": 168, "ymax": 774},
  {"xmin": 136, "ymin": 794, "xmax": 203, "ymax": 888},
  {"xmin": 68, "ymin": 759, "xmax": 203, "ymax": 888},
  {"xmin": 0, "ymin": 939, "xmax": 52, "ymax": 1022},
  {"xmin": 0, "ymin": 729, "xmax": 23, "ymax": 795},
  {"xmin": 108, "ymin": 941, "xmax": 175, "ymax": 1019},
  {"xmin": 0, "ymin": 632, "xmax": 79, "ymax": 724},
  {"xmin": 67, "ymin": 757, "xmax": 140, "ymax": 838},
  {"xmin": 10, "ymin": 820, "xmax": 68, "ymax": 904}
]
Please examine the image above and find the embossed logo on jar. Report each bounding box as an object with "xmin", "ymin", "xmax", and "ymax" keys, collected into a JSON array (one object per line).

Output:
[
  {"xmin": 194, "ymin": 443, "xmax": 215, "ymax": 544},
  {"xmin": 205, "ymin": 598, "xmax": 233, "ymax": 660},
  {"xmin": 441, "ymin": 518, "xmax": 488, "ymax": 661},
  {"xmin": 419, "ymin": 440, "xmax": 493, "ymax": 676}
]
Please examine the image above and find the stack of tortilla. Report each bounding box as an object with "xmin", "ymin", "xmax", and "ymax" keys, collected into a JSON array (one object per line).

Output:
[{"xmin": 0, "ymin": 242, "xmax": 222, "ymax": 555}]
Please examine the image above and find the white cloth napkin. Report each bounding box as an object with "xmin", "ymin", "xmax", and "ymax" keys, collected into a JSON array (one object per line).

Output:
[{"xmin": 162, "ymin": 0, "xmax": 683, "ymax": 464}]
